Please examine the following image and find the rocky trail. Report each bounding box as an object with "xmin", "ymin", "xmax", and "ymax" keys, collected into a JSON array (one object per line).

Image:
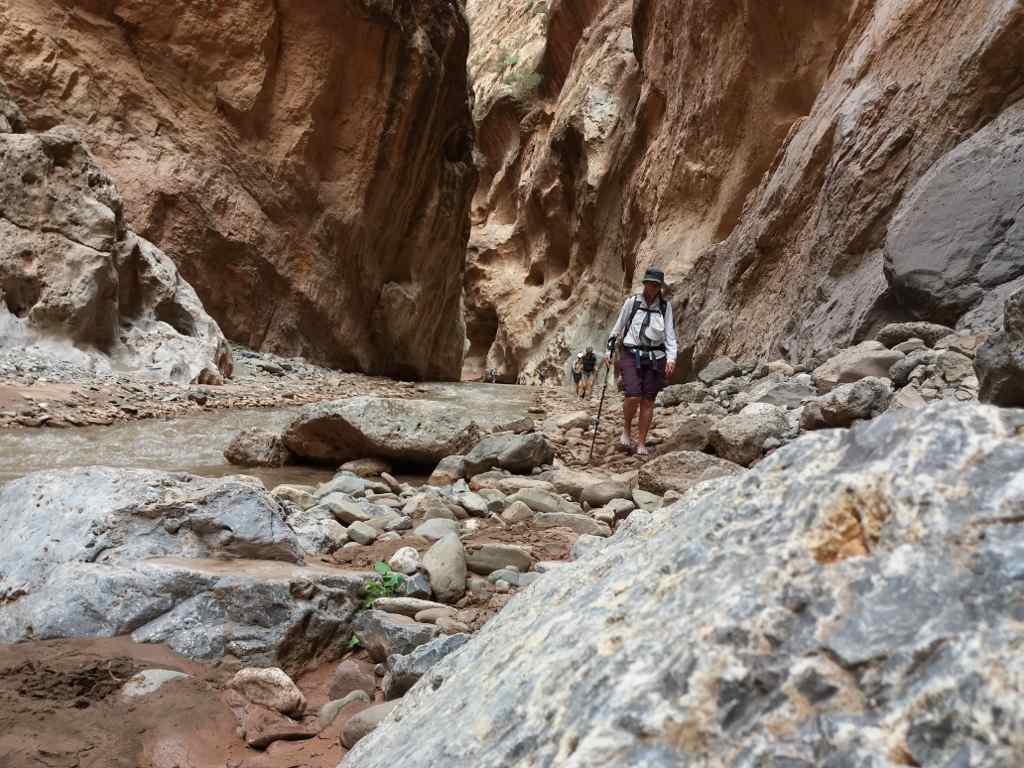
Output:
[
  {"xmin": 1, "ymin": 309, "xmax": 1021, "ymax": 766},
  {"xmin": 1, "ymin": 0, "xmax": 1023, "ymax": 765}
]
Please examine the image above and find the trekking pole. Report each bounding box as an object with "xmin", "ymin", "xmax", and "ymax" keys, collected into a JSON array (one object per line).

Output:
[{"xmin": 587, "ymin": 356, "xmax": 613, "ymax": 465}]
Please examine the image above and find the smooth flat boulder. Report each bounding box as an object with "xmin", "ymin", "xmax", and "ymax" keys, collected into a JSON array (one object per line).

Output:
[
  {"xmin": 507, "ymin": 487, "xmax": 582, "ymax": 516},
  {"xmin": 547, "ymin": 469, "xmax": 603, "ymax": 499},
  {"xmin": 812, "ymin": 341, "xmax": 905, "ymax": 393},
  {"xmin": 698, "ymin": 357, "xmax": 740, "ymax": 384},
  {"xmin": 345, "ymin": 404, "xmax": 1024, "ymax": 767},
  {"xmin": 747, "ymin": 378, "xmax": 817, "ymax": 409},
  {"xmin": 580, "ymin": 481, "xmax": 632, "ymax": 508},
  {"xmin": 637, "ymin": 450, "xmax": 745, "ymax": 496},
  {"xmin": 283, "ymin": 397, "xmax": 484, "ymax": 465},
  {"xmin": 0, "ymin": 468, "xmax": 364, "ymax": 665}
]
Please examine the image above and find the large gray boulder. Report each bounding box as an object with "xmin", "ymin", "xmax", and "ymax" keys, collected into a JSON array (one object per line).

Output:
[
  {"xmin": 637, "ymin": 450, "xmax": 745, "ymax": 496},
  {"xmin": 885, "ymin": 99, "xmax": 1024, "ymax": 326},
  {"xmin": 225, "ymin": 428, "xmax": 294, "ymax": 467},
  {"xmin": 709, "ymin": 402, "xmax": 791, "ymax": 466},
  {"xmin": 344, "ymin": 404, "xmax": 1024, "ymax": 767},
  {"xmin": 975, "ymin": 287, "xmax": 1024, "ymax": 406},
  {"xmin": 0, "ymin": 468, "xmax": 363, "ymax": 666},
  {"xmin": 801, "ymin": 376, "xmax": 894, "ymax": 430},
  {"xmin": 0, "ymin": 124, "xmax": 231, "ymax": 382},
  {"xmin": 697, "ymin": 357, "xmax": 740, "ymax": 384},
  {"xmin": 876, "ymin": 321, "xmax": 956, "ymax": 348},
  {"xmin": 462, "ymin": 432, "xmax": 554, "ymax": 477},
  {"xmin": 282, "ymin": 397, "xmax": 484, "ymax": 465},
  {"xmin": 812, "ymin": 341, "xmax": 904, "ymax": 393}
]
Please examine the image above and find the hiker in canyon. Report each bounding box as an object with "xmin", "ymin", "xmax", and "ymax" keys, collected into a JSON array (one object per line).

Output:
[
  {"xmin": 573, "ymin": 347, "xmax": 599, "ymax": 399},
  {"xmin": 606, "ymin": 268, "xmax": 678, "ymax": 456}
]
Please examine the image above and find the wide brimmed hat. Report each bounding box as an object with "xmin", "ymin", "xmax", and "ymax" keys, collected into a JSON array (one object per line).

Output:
[{"xmin": 641, "ymin": 268, "xmax": 665, "ymax": 286}]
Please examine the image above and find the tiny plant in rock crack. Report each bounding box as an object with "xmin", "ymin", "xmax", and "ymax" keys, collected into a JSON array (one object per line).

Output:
[
  {"xmin": 360, "ymin": 561, "xmax": 405, "ymax": 609},
  {"xmin": 348, "ymin": 634, "xmax": 362, "ymax": 651}
]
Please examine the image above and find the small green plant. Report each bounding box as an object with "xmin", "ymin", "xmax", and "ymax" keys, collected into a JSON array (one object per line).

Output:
[
  {"xmin": 347, "ymin": 634, "xmax": 362, "ymax": 651},
  {"xmin": 508, "ymin": 70, "xmax": 543, "ymax": 99},
  {"xmin": 498, "ymin": 51, "xmax": 520, "ymax": 72},
  {"xmin": 360, "ymin": 561, "xmax": 405, "ymax": 609}
]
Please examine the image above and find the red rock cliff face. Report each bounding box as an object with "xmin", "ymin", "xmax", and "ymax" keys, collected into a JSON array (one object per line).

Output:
[
  {"xmin": 465, "ymin": 0, "xmax": 1024, "ymax": 380},
  {"xmin": 0, "ymin": 0, "xmax": 476, "ymax": 380}
]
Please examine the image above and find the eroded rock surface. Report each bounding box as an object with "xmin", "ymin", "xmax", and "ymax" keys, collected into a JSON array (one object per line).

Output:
[
  {"xmin": 0, "ymin": 0, "xmax": 475, "ymax": 379},
  {"xmin": 345, "ymin": 404, "xmax": 1024, "ymax": 767},
  {"xmin": 0, "ymin": 112, "xmax": 231, "ymax": 383}
]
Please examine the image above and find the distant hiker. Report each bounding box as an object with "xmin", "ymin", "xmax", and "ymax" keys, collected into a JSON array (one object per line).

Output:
[
  {"xmin": 572, "ymin": 353, "xmax": 584, "ymax": 391},
  {"xmin": 538, "ymin": 370, "xmax": 547, "ymax": 386},
  {"xmin": 606, "ymin": 268, "xmax": 677, "ymax": 456},
  {"xmin": 485, "ymin": 368, "xmax": 498, "ymax": 383},
  {"xmin": 577, "ymin": 346, "xmax": 598, "ymax": 399}
]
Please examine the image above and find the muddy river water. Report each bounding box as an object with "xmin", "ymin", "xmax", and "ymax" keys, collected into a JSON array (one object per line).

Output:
[{"xmin": 0, "ymin": 383, "xmax": 535, "ymax": 487}]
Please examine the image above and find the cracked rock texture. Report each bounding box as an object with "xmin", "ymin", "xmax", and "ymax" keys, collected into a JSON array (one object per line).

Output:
[
  {"xmin": 0, "ymin": 468, "xmax": 363, "ymax": 669},
  {"xmin": 345, "ymin": 403, "xmax": 1024, "ymax": 767},
  {"xmin": 464, "ymin": 0, "xmax": 1024, "ymax": 381},
  {"xmin": 0, "ymin": 0, "xmax": 476, "ymax": 380}
]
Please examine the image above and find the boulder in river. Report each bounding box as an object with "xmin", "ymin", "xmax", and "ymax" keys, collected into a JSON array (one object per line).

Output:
[
  {"xmin": 0, "ymin": 468, "xmax": 363, "ymax": 667},
  {"xmin": 344, "ymin": 403, "xmax": 1024, "ymax": 767},
  {"xmin": 224, "ymin": 428, "xmax": 293, "ymax": 467},
  {"xmin": 282, "ymin": 397, "xmax": 484, "ymax": 466}
]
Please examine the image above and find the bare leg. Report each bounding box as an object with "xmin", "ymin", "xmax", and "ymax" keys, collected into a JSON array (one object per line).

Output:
[
  {"xmin": 637, "ymin": 400, "xmax": 655, "ymax": 448},
  {"xmin": 622, "ymin": 397, "xmax": 640, "ymax": 445}
]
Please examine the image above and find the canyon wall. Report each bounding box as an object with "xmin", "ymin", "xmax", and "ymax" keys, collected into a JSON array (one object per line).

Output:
[
  {"xmin": 0, "ymin": 0, "xmax": 476, "ymax": 380},
  {"xmin": 465, "ymin": 0, "xmax": 1024, "ymax": 381}
]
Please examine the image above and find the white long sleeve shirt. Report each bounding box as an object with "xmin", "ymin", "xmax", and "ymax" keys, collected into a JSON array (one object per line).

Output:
[{"xmin": 608, "ymin": 294, "xmax": 678, "ymax": 360}]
